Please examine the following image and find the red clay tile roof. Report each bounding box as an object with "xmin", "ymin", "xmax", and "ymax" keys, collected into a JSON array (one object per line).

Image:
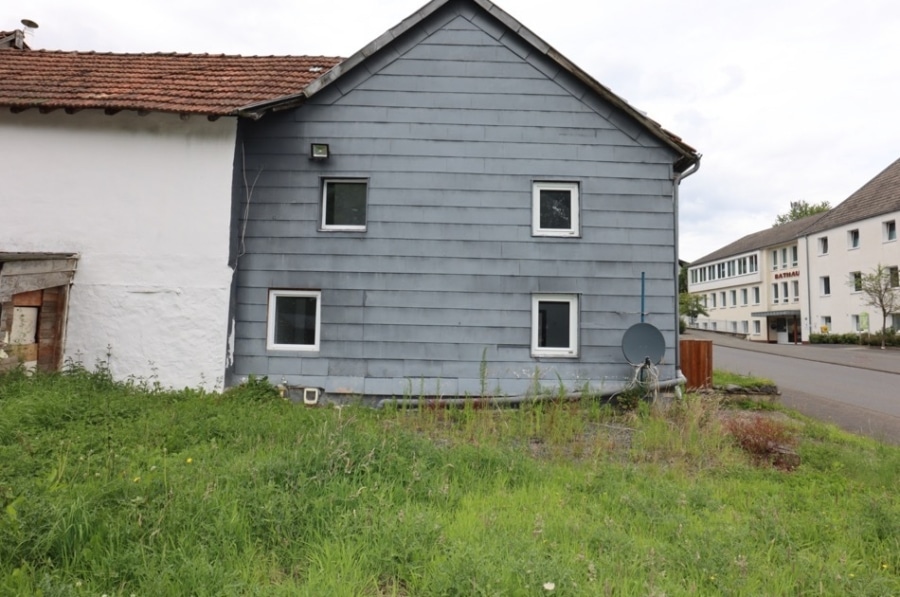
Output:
[{"xmin": 0, "ymin": 50, "xmax": 342, "ymax": 116}]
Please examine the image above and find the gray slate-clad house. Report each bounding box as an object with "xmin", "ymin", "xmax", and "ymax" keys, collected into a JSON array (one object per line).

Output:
[{"xmin": 227, "ymin": 0, "xmax": 700, "ymax": 400}]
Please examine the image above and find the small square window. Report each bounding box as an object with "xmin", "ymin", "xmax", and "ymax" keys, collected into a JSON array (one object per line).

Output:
[
  {"xmin": 533, "ymin": 182, "xmax": 579, "ymax": 237},
  {"xmin": 848, "ymin": 229, "xmax": 860, "ymax": 249},
  {"xmin": 266, "ymin": 290, "xmax": 321, "ymax": 351},
  {"xmin": 532, "ymin": 294, "xmax": 578, "ymax": 357},
  {"xmin": 322, "ymin": 179, "xmax": 367, "ymax": 231},
  {"xmin": 884, "ymin": 220, "xmax": 897, "ymax": 242}
]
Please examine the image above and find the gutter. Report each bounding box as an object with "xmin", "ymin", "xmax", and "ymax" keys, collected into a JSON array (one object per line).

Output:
[{"xmin": 672, "ymin": 157, "xmax": 702, "ymax": 396}]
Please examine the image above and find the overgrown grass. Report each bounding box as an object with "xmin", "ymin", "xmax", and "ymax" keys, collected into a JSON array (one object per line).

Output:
[
  {"xmin": 713, "ymin": 369, "xmax": 774, "ymax": 388},
  {"xmin": 1, "ymin": 367, "xmax": 898, "ymax": 595}
]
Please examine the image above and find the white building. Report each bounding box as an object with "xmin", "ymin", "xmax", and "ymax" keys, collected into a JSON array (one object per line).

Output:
[
  {"xmin": 687, "ymin": 158, "xmax": 900, "ymax": 343},
  {"xmin": 0, "ymin": 48, "xmax": 339, "ymax": 387},
  {"xmin": 803, "ymin": 159, "xmax": 900, "ymax": 337}
]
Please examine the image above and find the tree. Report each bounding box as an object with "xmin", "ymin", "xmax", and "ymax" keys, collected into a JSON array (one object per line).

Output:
[
  {"xmin": 679, "ymin": 292, "xmax": 708, "ymax": 322},
  {"xmin": 772, "ymin": 200, "xmax": 830, "ymax": 227},
  {"xmin": 851, "ymin": 264, "xmax": 900, "ymax": 349}
]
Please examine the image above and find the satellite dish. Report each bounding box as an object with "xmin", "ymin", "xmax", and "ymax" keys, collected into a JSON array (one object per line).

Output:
[
  {"xmin": 622, "ymin": 322, "xmax": 666, "ymax": 366},
  {"xmin": 21, "ymin": 19, "xmax": 39, "ymax": 30}
]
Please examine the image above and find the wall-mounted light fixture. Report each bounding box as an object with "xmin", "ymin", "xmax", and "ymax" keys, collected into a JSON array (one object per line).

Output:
[{"xmin": 310, "ymin": 143, "xmax": 330, "ymax": 160}]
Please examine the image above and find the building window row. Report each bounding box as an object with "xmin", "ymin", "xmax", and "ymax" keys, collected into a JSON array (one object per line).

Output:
[
  {"xmin": 267, "ymin": 290, "xmax": 581, "ymax": 358},
  {"xmin": 771, "ymin": 280, "xmax": 801, "ymax": 304},
  {"xmin": 705, "ymin": 285, "xmax": 760, "ymax": 309},
  {"xmin": 318, "ymin": 179, "xmax": 583, "ymax": 237},
  {"xmin": 690, "ymin": 254, "xmax": 758, "ymax": 284},
  {"xmin": 771, "ymin": 245, "xmax": 799, "ymax": 270}
]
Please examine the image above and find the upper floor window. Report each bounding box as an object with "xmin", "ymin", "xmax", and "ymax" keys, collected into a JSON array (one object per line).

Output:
[
  {"xmin": 730, "ymin": 290, "xmax": 737, "ymax": 306},
  {"xmin": 791, "ymin": 246, "xmax": 798, "ymax": 266},
  {"xmin": 848, "ymin": 229, "xmax": 860, "ymax": 249},
  {"xmin": 884, "ymin": 220, "xmax": 897, "ymax": 242},
  {"xmin": 771, "ymin": 250, "xmax": 778, "ymax": 269},
  {"xmin": 752, "ymin": 286, "xmax": 760, "ymax": 304},
  {"xmin": 749, "ymin": 255, "xmax": 758, "ymax": 272},
  {"xmin": 781, "ymin": 248, "xmax": 788, "ymax": 269},
  {"xmin": 818, "ymin": 236, "xmax": 829, "ymax": 255},
  {"xmin": 741, "ymin": 288, "xmax": 748, "ymax": 305},
  {"xmin": 533, "ymin": 182, "xmax": 579, "ymax": 237},
  {"xmin": 322, "ymin": 179, "xmax": 368, "ymax": 231},
  {"xmin": 820, "ymin": 276, "xmax": 831, "ymax": 296},
  {"xmin": 851, "ymin": 271, "xmax": 862, "ymax": 292},
  {"xmin": 890, "ymin": 266, "xmax": 900, "ymax": 288},
  {"xmin": 792, "ymin": 280, "xmax": 800, "ymax": 302},
  {"xmin": 771, "ymin": 283, "xmax": 779, "ymax": 303}
]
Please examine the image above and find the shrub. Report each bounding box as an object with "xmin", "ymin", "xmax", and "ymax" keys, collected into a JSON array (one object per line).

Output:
[{"xmin": 723, "ymin": 414, "xmax": 798, "ymax": 468}]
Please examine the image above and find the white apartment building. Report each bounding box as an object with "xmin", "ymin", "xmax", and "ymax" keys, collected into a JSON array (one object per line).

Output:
[
  {"xmin": 687, "ymin": 158, "xmax": 900, "ymax": 343},
  {"xmin": 803, "ymin": 160, "xmax": 900, "ymax": 337}
]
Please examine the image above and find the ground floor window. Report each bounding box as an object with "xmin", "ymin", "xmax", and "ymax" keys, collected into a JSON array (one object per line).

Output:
[
  {"xmin": 753, "ymin": 320, "xmax": 761, "ymax": 335},
  {"xmin": 532, "ymin": 294, "xmax": 578, "ymax": 357},
  {"xmin": 821, "ymin": 316, "xmax": 831, "ymax": 333},
  {"xmin": 267, "ymin": 289, "xmax": 321, "ymax": 351}
]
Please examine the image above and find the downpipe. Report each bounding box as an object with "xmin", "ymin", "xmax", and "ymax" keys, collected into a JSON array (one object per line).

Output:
[{"xmin": 672, "ymin": 157, "xmax": 702, "ymax": 399}]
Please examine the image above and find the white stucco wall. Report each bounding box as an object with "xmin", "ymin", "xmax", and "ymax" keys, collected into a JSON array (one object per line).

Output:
[{"xmin": 1, "ymin": 110, "xmax": 236, "ymax": 389}]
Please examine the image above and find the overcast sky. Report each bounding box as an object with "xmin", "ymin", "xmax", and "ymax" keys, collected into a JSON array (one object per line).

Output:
[{"xmin": 6, "ymin": 0, "xmax": 900, "ymax": 261}]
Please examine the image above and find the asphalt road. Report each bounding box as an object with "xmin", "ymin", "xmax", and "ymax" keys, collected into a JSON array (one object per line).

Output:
[{"xmin": 686, "ymin": 330, "xmax": 900, "ymax": 445}]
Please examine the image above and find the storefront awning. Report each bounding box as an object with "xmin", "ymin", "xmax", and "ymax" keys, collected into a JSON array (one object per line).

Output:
[{"xmin": 750, "ymin": 309, "xmax": 801, "ymax": 318}]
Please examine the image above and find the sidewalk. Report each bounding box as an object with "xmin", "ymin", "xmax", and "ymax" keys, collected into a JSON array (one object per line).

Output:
[{"xmin": 683, "ymin": 329, "xmax": 900, "ymax": 375}]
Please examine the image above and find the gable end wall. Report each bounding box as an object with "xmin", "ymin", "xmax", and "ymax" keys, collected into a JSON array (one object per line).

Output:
[{"xmin": 231, "ymin": 1, "xmax": 681, "ymax": 397}]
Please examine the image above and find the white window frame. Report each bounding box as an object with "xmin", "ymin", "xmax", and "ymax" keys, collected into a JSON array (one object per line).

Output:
[
  {"xmin": 753, "ymin": 320, "xmax": 761, "ymax": 335},
  {"xmin": 532, "ymin": 182, "xmax": 580, "ymax": 237},
  {"xmin": 321, "ymin": 178, "xmax": 368, "ymax": 232},
  {"xmin": 821, "ymin": 276, "xmax": 831, "ymax": 296},
  {"xmin": 818, "ymin": 236, "xmax": 829, "ymax": 255},
  {"xmin": 851, "ymin": 271, "xmax": 862, "ymax": 292},
  {"xmin": 884, "ymin": 220, "xmax": 897, "ymax": 243},
  {"xmin": 531, "ymin": 294, "xmax": 579, "ymax": 357},
  {"xmin": 848, "ymin": 229, "xmax": 860, "ymax": 249},
  {"xmin": 266, "ymin": 289, "xmax": 322, "ymax": 352},
  {"xmin": 792, "ymin": 280, "xmax": 800, "ymax": 302}
]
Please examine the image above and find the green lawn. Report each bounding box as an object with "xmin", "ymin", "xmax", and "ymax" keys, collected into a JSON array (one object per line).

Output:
[{"xmin": 1, "ymin": 368, "xmax": 897, "ymax": 596}]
